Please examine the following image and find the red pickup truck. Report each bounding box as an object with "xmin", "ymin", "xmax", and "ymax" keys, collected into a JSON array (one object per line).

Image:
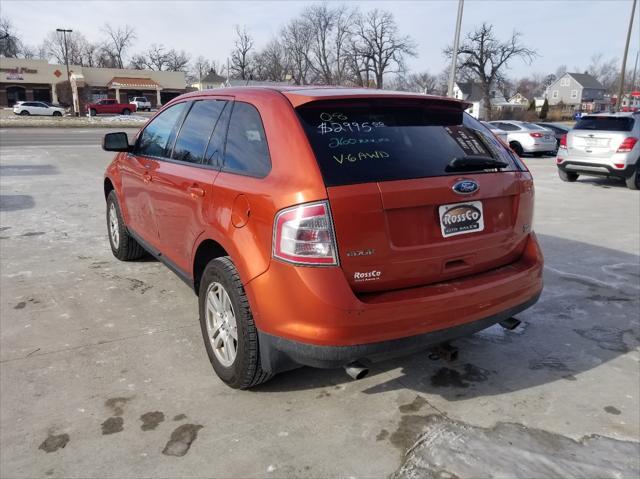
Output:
[{"xmin": 86, "ymin": 99, "xmax": 137, "ymax": 116}]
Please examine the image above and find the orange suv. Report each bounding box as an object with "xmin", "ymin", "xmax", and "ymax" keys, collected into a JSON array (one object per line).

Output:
[{"xmin": 103, "ymin": 87, "xmax": 543, "ymax": 389}]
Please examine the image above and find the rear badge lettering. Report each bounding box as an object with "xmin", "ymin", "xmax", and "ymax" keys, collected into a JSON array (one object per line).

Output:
[
  {"xmin": 452, "ymin": 180, "xmax": 479, "ymax": 195},
  {"xmin": 439, "ymin": 201, "xmax": 485, "ymax": 238},
  {"xmin": 346, "ymin": 248, "xmax": 375, "ymax": 257},
  {"xmin": 354, "ymin": 270, "xmax": 381, "ymax": 282}
]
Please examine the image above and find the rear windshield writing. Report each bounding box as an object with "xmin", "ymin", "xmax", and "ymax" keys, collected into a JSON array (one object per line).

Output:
[
  {"xmin": 575, "ymin": 117, "xmax": 635, "ymax": 132},
  {"xmin": 297, "ymin": 101, "xmax": 515, "ymax": 187}
]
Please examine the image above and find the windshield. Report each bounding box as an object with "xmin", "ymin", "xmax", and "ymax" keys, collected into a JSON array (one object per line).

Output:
[
  {"xmin": 575, "ymin": 116, "xmax": 635, "ymax": 132},
  {"xmin": 296, "ymin": 99, "xmax": 518, "ymax": 187}
]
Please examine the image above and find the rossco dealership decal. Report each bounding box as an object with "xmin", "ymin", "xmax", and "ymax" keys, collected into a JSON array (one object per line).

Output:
[{"xmin": 354, "ymin": 270, "xmax": 381, "ymax": 282}]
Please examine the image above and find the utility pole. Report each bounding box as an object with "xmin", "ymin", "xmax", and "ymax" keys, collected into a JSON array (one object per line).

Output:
[
  {"xmin": 447, "ymin": 0, "xmax": 464, "ymax": 98},
  {"xmin": 631, "ymin": 50, "xmax": 639, "ymax": 91},
  {"xmin": 616, "ymin": 0, "xmax": 637, "ymax": 111},
  {"xmin": 56, "ymin": 28, "xmax": 74, "ymax": 115}
]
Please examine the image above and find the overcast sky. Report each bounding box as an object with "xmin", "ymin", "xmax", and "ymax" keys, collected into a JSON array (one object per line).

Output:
[{"xmin": 3, "ymin": 0, "xmax": 639, "ymax": 79}]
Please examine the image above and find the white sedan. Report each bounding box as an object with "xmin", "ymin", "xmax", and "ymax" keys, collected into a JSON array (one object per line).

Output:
[{"xmin": 13, "ymin": 102, "xmax": 66, "ymax": 117}]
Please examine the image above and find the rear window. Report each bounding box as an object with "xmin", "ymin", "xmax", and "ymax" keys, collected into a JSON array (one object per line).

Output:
[
  {"xmin": 520, "ymin": 123, "xmax": 545, "ymax": 130},
  {"xmin": 575, "ymin": 116, "xmax": 635, "ymax": 132},
  {"xmin": 297, "ymin": 100, "xmax": 517, "ymax": 187}
]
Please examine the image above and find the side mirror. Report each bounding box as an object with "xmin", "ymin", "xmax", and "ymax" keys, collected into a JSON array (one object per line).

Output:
[{"xmin": 103, "ymin": 132, "xmax": 131, "ymax": 152}]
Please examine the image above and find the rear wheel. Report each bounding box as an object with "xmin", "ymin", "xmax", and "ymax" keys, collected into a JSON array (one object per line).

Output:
[
  {"xmin": 558, "ymin": 168, "xmax": 579, "ymax": 182},
  {"xmin": 122, "ymin": 108, "xmax": 131, "ymax": 115},
  {"xmin": 106, "ymin": 191, "xmax": 146, "ymax": 261},
  {"xmin": 510, "ymin": 142, "xmax": 523, "ymax": 156},
  {"xmin": 625, "ymin": 166, "xmax": 639, "ymax": 190},
  {"xmin": 198, "ymin": 256, "xmax": 272, "ymax": 389}
]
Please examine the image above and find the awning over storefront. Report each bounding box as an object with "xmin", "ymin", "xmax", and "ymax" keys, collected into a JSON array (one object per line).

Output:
[{"xmin": 107, "ymin": 77, "xmax": 162, "ymax": 90}]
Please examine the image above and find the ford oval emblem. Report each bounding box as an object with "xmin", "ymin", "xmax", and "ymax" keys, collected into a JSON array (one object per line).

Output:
[{"xmin": 452, "ymin": 180, "xmax": 479, "ymax": 195}]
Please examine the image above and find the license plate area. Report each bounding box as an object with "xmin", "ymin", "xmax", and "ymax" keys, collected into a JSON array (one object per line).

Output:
[{"xmin": 439, "ymin": 201, "xmax": 485, "ymax": 238}]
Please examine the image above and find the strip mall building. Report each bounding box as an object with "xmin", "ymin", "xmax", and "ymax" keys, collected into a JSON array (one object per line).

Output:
[{"xmin": 0, "ymin": 58, "xmax": 186, "ymax": 108}]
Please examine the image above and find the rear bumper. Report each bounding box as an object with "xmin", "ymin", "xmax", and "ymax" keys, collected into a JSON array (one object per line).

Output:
[
  {"xmin": 558, "ymin": 160, "xmax": 636, "ymax": 179},
  {"xmin": 524, "ymin": 142, "xmax": 557, "ymax": 153},
  {"xmin": 247, "ymin": 233, "xmax": 544, "ymax": 372}
]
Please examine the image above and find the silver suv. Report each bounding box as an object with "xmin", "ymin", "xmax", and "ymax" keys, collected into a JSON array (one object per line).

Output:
[
  {"xmin": 488, "ymin": 121, "xmax": 557, "ymax": 157},
  {"xmin": 556, "ymin": 112, "xmax": 639, "ymax": 190}
]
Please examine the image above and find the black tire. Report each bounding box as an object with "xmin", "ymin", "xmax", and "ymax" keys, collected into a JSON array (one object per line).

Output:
[
  {"xmin": 52, "ymin": 111, "xmax": 62, "ymax": 117},
  {"xmin": 625, "ymin": 166, "xmax": 639, "ymax": 190},
  {"xmin": 510, "ymin": 142, "xmax": 523, "ymax": 156},
  {"xmin": 106, "ymin": 191, "xmax": 146, "ymax": 261},
  {"xmin": 558, "ymin": 168, "xmax": 579, "ymax": 182},
  {"xmin": 19, "ymin": 110, "xmax": 29, "ymax": 116},
  {"xmin": 90, "ymin": 109, "xmax": 97, "ymax": 117},
  {"xmin": 198, "ymin": 256, "xmax": 272, "ymax": 389},
  {"xmin": 122, "ymin": 108, "xmax": 131, "ymax": 116}
]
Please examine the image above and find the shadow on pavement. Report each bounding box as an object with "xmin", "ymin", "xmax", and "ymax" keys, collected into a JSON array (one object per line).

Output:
[{"xmin": 256, "ymin": 234, "xmax": 640, "ymax": 397}]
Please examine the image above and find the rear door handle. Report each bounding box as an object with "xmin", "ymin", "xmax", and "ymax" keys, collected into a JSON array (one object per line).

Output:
[
  {"xmin": 142, "ymin": 172, "xmax": 152, "ymax": 183},
  {"xmin": 188, "ymin": 185, "xmax": 205, "ymax": 198}
]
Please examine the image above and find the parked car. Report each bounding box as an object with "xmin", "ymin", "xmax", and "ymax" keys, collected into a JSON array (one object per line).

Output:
[
  {"xmin": 488, "ymin": 120, "xmax": 557, "ymax": 156},
  {"xmin": 534, "ymin": 122, "xmax": 571, "ymax": 149},
  {"xmin": 103, "ymin": 88, "xmax": 544, "ymax": 389},
  {"xmin": 86, "ymin": 99, "xmax": 136, "ymax": 116},
  {"xmin": 482, "ymin": 121, "xmax": 509, "ymax": 144},
  {"xmin": 556, "ymin": 112, "xmax": 639, "ymax": 190},
  {"xmin": 130, "ymin": 96, "xmax": 151, "ymax": 111},
  {"xmin": 13, "ymin": 101, "xmax": 65, "ymax": 117}
]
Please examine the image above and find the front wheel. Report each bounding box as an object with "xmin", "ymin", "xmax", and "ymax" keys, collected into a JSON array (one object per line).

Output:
[
  {"xmin": 198, "ymin": 257, "xmax": 272, "ymax": 389},
  {"xmin": 106, "ymin": 191, "xmax": 146, "ymax": 260},
  {"xmin": 558, "ymin": 168, "xmax": 579, "ymax": 182},
  {"xmin": 19, "ymin": 110, "xmax": 29, "ymax": 116},
  {"xmin": 90, "ymin": 109, "xmax": 97, "ymax": 117},
  {"xmin": 52, "ymin": 111, "xmax": 62, "ymax": 117}
]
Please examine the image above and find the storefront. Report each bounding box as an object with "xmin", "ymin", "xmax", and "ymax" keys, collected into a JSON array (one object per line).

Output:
[{"xmin": 0, "ymin": 58, "xmax": 186, "ymax": 108}]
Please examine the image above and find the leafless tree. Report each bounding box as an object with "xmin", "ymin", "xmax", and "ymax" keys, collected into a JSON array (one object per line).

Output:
[
  {"xmin": 189, "ymin": 56, "xmax": 214, "ymax": 84},
  {"xmin": 253, "ymin": 39, "xmax": 289, "ymax": 82},
  {"xmin": 587, "ymin": 53, "xmax": 619, "ymax": 93},
  {"xmin": 281, "ymin": 18, "xmax": 313, "ymax": 85},
  {"xmin": 165, "ymin": 49, "xmax": 190, "ymax": 72},
  {"xmin": 230, "ymin": 26, "xmax": 254, "ymax": 80},
  {"xmin": 446, "ymin": 23, "xmax": 536, "ymax": 119},
  {"xmin": 353, "ymin": 9, "xmax": 416, "ymax": 89},
  {"xmin": 43, "ymin": 30, "xmax": 89, "ymax": 65},
  {"xmin": 0, "ymin": 16, "xmax": 21, "ymax": 57},
  {"xmin": 102, "ymin": 24, "xmax": 136, "ymax": 69}
]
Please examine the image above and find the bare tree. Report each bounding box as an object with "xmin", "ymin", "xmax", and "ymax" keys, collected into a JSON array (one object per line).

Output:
[
  {"xmin": 230, "ymin": 26, "xmax": 254, "ymax": 80},
  {"xmin": 0, "ymin": 16, "xmax": 21, "ymax": 57},
  {"xmin": 43, "ymin": 30, "xmax": 90, "ymax": 65},
  {"xmin": 189, "ymin": 56, "xmax": 212, "ymax": 84},
  {"xmin": 102, "ymin": 24, "xmax": 136, "ymax": 69},
  {"xmin": 353, "ymin": 9, "xmax": 416, "ymax": 89},
  {"xmin": 587, "ymin": 53, "xmax": 619, "ymax": 93},
  {"xmin": 446, "ymin": 23, "xmax": 536, "ymax": 119},
  {"xmin": 281, "ymin": 18, "xmax": 313, "ymax": 85},
  {"xmin": 253, "ymin": 39, "xmax": 289, "ymax": 82},
  {"xmin": 165, "ymin": 49, "xmax": 190, "ymax": 72}
]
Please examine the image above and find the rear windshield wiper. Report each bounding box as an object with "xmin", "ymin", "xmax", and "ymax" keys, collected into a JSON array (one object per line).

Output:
[{"xmin": 446, "ymin": 156, "xmax": 509, "ymax": 172}]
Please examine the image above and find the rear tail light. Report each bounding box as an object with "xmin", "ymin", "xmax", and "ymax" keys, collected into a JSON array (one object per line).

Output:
[
  {"xmin": 559, "ymin": 134, "xmax": 567, "ymax": 149},
  {"xmin": 617, "ymin": 137, "xmax": 638, "ymax": 153},
  {"xmin": 529, "ymin": 132, "xmax": 543, "ymax": 138},
  {"xmin": 613, "ymin": 163, "xmax": 626, "ymax": 169},
  {"xmin": 556, "ymin": 157, "xmax": 564, "ymax": 164},
  {"xmin": 273, "ymin": 201, "xmax": 338, "ymax": 266}
]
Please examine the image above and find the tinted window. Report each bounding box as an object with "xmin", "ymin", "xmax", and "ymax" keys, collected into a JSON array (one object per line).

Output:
[
  {"xmin": 575, "ymin": 116, "xmax": 635, "ymax": 132},
  {"xmin": 204, "ymin": 102, "xmax": 232, "ymax": 167},
  {"xmin": 172, "ymin": 100, "xmax": 226, "ymax": 164},
  {"xmin": 520, "ymin": 122, "xmax": 545, "ymax": 130},
  {"xmin": 136, "ymin": 102, "xmax": 187, "ymax": 158},
  {"xmin": 297, "ymin": 100, "xmax": 516, "ymax": 187},
  {"xmin": 495, "ymin": 122, "xmax": 520, "ymax": 131},
  {"xmin": 222, "ymin": 102, "xmax": 271, "ymax": 177}
]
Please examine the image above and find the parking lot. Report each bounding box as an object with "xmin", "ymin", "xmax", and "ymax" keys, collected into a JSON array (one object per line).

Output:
[{"xmin": 0, "ymin": 128, "xmax": 638, "ymax": 478}]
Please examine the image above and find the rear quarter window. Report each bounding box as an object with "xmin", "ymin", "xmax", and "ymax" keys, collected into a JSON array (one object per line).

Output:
[
  {"xmin": 297, "ymin": 100, "xmax": 517, "ymax": 187},
  {"xmin": 222, "ymin": 102, "xmax": 271, "ymax": 177},
  {"xmin": 575, "ymin": 116, "xmax": 635, "ymax": 132}
]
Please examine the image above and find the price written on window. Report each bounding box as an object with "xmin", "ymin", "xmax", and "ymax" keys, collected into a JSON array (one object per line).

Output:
[
  {"xmin": 332, "ymin": 150, "xmax": 390, "ymax": 165},
  {"xmin": 316, "ymin": 112, "xmax": 385, "ymax": 135}
]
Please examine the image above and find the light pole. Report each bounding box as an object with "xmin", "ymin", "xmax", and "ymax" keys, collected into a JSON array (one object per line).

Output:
[
  {"xmin": 56, "ymin": 28, "xmax": 74, "ymax": 115},
  {"xmin": 447, "ymin": 0, "xmax": 464, "ymax": 98},
  {"xmin": 616, "ymin": 0, "xmax": 637, "ymax": 111}
]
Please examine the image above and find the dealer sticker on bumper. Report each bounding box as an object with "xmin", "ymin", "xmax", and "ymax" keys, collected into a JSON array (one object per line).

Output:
[{"xmin": 438, "ymin": 201, "xmax": 485, "ymax": 238}]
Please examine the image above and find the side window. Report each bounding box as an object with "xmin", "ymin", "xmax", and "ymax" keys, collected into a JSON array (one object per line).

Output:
[
  {"xmin": 136, "ymin": 102, "xmax": 187, "ymax": 158},
  {"xmin": 172, "ymin": 100, "xmax": 226, "ymax": 164},
  {"xmin": 222, "ymin": 102, "xmax": 271, "ymax": 177},
  {"xmin": 204, "ymin": 102, "xmax": 232, "ymax": 167}
]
